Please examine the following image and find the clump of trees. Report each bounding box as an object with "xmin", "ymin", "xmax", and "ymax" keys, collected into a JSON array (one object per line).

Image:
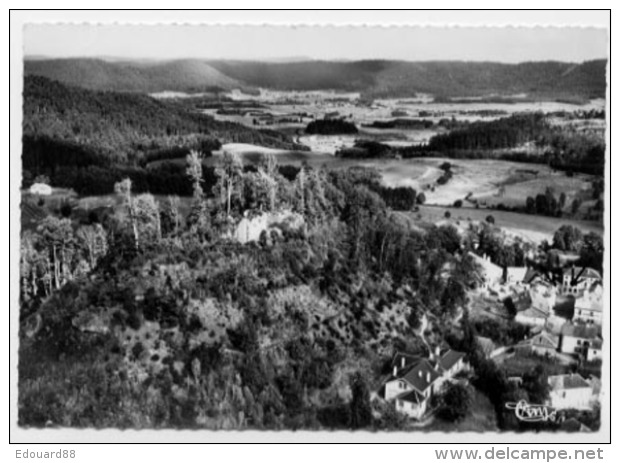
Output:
[
  {"xmin": 525, "ymin": 187, "xmax": 565, "ymax": 217},
  {"xmin": 305, "ymin": 118, "xmax": 358, "ymax": 135},
  {"xmin": 437, "ymin": 383, "xmax": 472, "ymax": 422}
]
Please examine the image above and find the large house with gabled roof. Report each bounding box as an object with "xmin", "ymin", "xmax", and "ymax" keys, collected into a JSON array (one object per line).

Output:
[{"xmin": 383, "ymin": 347, "xmax": 468, "ymax": 419}]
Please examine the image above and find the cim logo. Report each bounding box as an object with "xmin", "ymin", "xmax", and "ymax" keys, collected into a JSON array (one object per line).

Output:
[{"xmin": 505, "ymin": 400, "xmax": 557, "ymax": 423}]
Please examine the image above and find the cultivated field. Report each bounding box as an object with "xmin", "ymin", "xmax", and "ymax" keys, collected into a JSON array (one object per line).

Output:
[{"xmin": 399, "ymin": 205, "xmax": 603, "ymax": 244}]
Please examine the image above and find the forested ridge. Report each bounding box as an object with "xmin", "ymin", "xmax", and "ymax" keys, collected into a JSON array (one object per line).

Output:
[
  {"xmin": 19, "ymin": 152, "xmax": 480, "ymax": 429},
  {"xmin": 20, "ymin": 148, "xmax": 602, "ymax": 429},
  {"xmin": 26, "ymin": 58, "xmax": 608, "ymax": 100},
  {"xmin": 22, "ymin": 76, "xmax": 307, "ymax": 194},
  {"xmin": 341, "ymin": 113, "xmax": 606, "ymax": 176}
]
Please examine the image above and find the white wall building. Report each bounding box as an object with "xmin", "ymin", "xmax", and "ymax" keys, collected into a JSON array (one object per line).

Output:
[
  {"xmin": 548, "ymin": 374, "xmax": 594, "ymax": 410},
  {"xmin": 574, "ymin": 282, "xmax": 603, "ymax": 325}
]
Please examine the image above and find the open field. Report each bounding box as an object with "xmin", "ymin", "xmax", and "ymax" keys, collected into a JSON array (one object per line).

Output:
[
  {"xmin": 399, "ymin": 205, "xmax": 603, "ymax": 244},
  {"xmin": 473, "ymin": 171, "xmax": 594, "ymax": 209},
  {"xmin": 417, "ymin": 159, "xmax": 596, "ymax": 207},
  {"xmin": 208, "ymin": 151, "xmax": 596, "ymax": 211},
  {"xmin": 149, "ymin": 145, "xmax": 597, "ymax": 222}
]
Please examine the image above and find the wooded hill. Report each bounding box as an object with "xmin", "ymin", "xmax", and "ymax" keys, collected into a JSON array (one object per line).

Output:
[
  {"xmin": 22, "ymin": 76, "xmax": 306, "ymax": 193},
  {"xmin": 25, "ymin": 58, "xmax": 608, "ymax": 100},
  {"xmin": 24, "ymin": 58, "xmax": 240, "ymax": 93}
]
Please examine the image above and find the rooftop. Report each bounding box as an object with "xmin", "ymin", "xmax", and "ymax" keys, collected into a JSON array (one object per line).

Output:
[
  {"xmin": 561, "ymin": 323, "xmax": 601, "ymax": 339},
  {"xmin": 518, "ymin": 330, "xmax": 559, "ymax": 349},
  {"xmin": 401, "ymin": 359, "xmax": 442, "ymax": 393},
  {"xmin": 438, "ymin": 349, "xmax": 466, "ymax": 372}
]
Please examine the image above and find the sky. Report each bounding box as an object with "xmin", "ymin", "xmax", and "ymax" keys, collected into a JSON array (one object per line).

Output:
[{"xmin": 24, "ymin": 24, "xmax": 608, "ymax": 63}]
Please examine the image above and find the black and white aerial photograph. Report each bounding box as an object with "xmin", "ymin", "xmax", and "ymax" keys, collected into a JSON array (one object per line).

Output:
[{"xmin": 10, "ymin": 10, "xmax": 611, "ymax": 446}]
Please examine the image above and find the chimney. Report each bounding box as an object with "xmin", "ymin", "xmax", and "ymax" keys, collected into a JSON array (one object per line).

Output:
[
  {"xmin": 393, "ymin": 366, "xmax": 397, "ymax": 377},
  {"xmin": 426, "ymin": 372, "xmax": 431, "ymax": 383},
  {"xmin": 435, "ymin": 346, "xmax": 441, "ymax": 357},
  {"xmin": 418, "ymin": 370, "xmax": 423, "ymax": 378},
  {"xmin": 401, "ymin": 357, "xmax": 406, "ymax": 368}
]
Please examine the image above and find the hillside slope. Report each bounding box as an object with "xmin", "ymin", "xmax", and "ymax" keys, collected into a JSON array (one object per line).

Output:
[
  {"xmin": 22, "ymin": 76, "xmax": 306, "ymax": 195},
  {"xmin": 24, "ymin": 58, "xmax": 241, "ymax": 93},
  {"xmin": 209, "ymin": 59, "xmax": 608, "ymax": 99}
]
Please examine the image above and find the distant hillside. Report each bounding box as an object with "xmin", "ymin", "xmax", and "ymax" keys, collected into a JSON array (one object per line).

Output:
[
  {"xmin": 24, "ymin": 58, "xmax": 241, "ymax": 93},
  {"xmin": 25, "ymin": 58, "xmax": 607, "ymax": 100},
  {"xmin": 209, "ymin": 60, "xmax": 607, "ymax": 100}
]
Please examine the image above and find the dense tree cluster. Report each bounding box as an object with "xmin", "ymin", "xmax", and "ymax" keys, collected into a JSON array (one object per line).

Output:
[
  {"xmin": 362, "ymin": 119, "xmax": 434, "ymax": 130},
  {"xmin": 305, "ymin": 118, "xmax": 358, "ymax": 135},
  {"xmin": 427, "ymin": 114, "xmax": 549, "ymax": 151},
  {"xmin": 20, "ymin": 149, "xmax": 484, "ymax": 429}
]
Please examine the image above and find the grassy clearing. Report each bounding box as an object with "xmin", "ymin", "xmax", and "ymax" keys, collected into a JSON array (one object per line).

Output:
[{"xmin": 404, "ymin": 205, "xmax": 603, "ymax": 244}]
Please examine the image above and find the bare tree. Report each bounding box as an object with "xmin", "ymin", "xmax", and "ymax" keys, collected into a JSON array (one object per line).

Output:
[
  {"xmin": 114, "ymin": 178, "xmax": 139, "ymax": 250},
  {"xmin": 214, "ymin": 151, "xmax": 244, "ymax": 217}
]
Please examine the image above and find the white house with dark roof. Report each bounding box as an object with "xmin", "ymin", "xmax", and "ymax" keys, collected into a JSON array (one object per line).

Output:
[
  {"xmin": 574, "ymin": 282, "xmax": 603, "ymax": 325},
  {"xmin": 383, "ymin": 348, "xmax": 468, "ymax": 419},
  {"xmin": 559, "ymin": 322, "xmax": 602, "ymax": 356},
  {"xmin": 547, "ymin": 374, "xmax": 594, "ymax": 410}
]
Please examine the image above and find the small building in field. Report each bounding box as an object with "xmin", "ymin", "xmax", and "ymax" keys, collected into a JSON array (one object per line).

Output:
[
  {"xmin": 547, "ymin": 374, "xmax": 594, "ymax": 410},
  {"xmin": 29, "ymin": 182, "xmax": 52, "ymax": 196},
  {"xmin": 573, "ymin": 282, "xmax": 603, "ymax": 326}
]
